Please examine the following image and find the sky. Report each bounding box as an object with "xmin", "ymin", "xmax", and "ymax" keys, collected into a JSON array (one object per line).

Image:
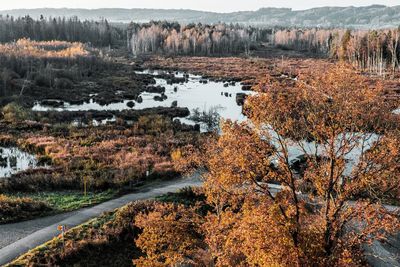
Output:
[{"xmin": 0, "ymin": 0, "xmax": 397, "ymax": 12}]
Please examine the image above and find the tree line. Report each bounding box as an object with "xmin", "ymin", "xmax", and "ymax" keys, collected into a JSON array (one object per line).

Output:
[
  {"xmin": 273, "ymin": 28, "xmax": 400, "ymax": 76},
  {"xmin": 0, "ymin": 15, "xmax": 125, "ymax": 47},
  {"xmin": 128, "ymin": 21, "xmax": 271, "ymax": 56}
]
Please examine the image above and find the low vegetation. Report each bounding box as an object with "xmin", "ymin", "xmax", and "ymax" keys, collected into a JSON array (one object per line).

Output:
[
  {"xmin": 0, "ymin": 39, "xmax": 89, "ymax": 59},
  {"xmin": 0, "ymin": 115, "xmax": 201, "ymax": 191},
  {"xmin": 0, "ymin": 110, "xmax": 202, "ymax": 223},
  {"xmin": 7, "ymin": 188, "xmax": 203, "ymax": 266},
  {"xmin": 0, "ymin": 190, "xmax": 118, "ymax": 224},
  {"xmin": 0, "ymin": 194, "xmax": 51, "ymax": 224},
  {"xmin": 2, "ymin": 12, "xmax": 400, "ymax": 267},
  {"xmin": 8, "ymin": 64, "xmax": 400, "ymax": 267}
]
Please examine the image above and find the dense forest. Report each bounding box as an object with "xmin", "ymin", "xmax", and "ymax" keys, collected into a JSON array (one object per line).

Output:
[
  {"xmin": 0, "ymin": 15, "xmax": 125, "ymax": 47},
  {"xmin": 128, "ymin": 21, "xmax": 271, "ymax": 56},
  {"xmin": 274, "ymin": 28, "xmax": 400, "ymax": 75}
]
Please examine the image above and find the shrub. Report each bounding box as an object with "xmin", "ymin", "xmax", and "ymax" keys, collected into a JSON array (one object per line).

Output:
[
  {"xmin": 0, "ymin": 194, "xmax": 52, "ymax": 223},
  {"xmin": 1, "ymin": 102, "xmax": 31, "ymax": 123},
  {"xmin": 34, "ymin": 74, "xmax": 52, "ymax": 87},
  {"xmin": 135, "ymin": 115, "xmax": 173, "ymax": 135},
  {"xmin": 54, "ymin": 78, "xmax": 74, "ymax": 89}
]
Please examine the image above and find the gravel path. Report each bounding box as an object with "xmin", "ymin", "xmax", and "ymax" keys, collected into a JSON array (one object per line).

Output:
[{"xmin": 0, "ymin": 175, "xmax": 201, "ymax": 265}]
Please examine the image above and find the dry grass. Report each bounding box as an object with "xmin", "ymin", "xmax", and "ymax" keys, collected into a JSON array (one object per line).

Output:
[
  {"xmin": 0, "ymin": 38, "xmax": 89, "ymax": 59},
  {"xmin": 144, "ymin": 56, "xmax": 332, "ymax": 84},
  {"xmin": 0, "ymin": 115, "xmax": 201, "ymax": 192},
  {"xmin": 0, "ymin": 194, "xmax": 52, "ymax": 224}
]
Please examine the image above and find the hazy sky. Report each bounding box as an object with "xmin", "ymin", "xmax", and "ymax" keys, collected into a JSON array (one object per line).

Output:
[{"xmin": 0, "ymin": 0, "xmax": 397, "ymax": 12}]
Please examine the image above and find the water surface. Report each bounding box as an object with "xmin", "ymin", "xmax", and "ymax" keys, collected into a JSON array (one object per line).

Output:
[
  {"xmin": 0, "ymin": 147, "xmax": 38, "ymax": 178},
  {"xmin": 32, "ymin": 70, "xmax": 252, "ymax": 127}
]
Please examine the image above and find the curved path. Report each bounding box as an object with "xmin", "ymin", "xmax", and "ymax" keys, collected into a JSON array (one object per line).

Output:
[
  {"xmin": 0, "ymin": 177, "xmax": 398, "ymax": 266},
  {"xmin": 0, "ymin": 175, "xmax": 202, "ymax": 265}
]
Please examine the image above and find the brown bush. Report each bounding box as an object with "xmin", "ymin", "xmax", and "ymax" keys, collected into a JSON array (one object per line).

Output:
[{"xmin": 0, "ymin": 194, "xmax": 52, "ymax": 224}]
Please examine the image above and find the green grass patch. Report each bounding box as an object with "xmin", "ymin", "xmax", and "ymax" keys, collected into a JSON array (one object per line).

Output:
[
  {"xmin": 33, "ymin": 190, "xmax": 117, "ymax": 212},
  {"xmin": 9, "ymin": 190, "xmax": 118, "ymax": 213}
]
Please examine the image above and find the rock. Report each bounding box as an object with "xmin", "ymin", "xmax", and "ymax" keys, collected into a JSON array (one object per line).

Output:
[
  {"xmin": 33, "ymin": 107, "xmax": 191, "ymax": 124},
  {"xmin": 171, "ymin": 100, "xmax": 178, "ymax": 108},
  {"xmin": 154, "ymin": 93, "xmax": 168, "ymax": 102},
  {"xmin": 136, "ymin": 96, "xmax": 143, "ymax": 103},
  {"xmin": 242, "ymin": 85, "xmax": 252, "ymax": 91},
  {"xmin": 127, "ymin": 101, "xmax": 135, "ymax": 108},
  {"xmin": 224, "ymin": 92, "xmax": 229, "ymax": 97},
  {"xmin": 40, "ymin": 100, "xmax": 64, "ymax": 108},
  {"xmin": 236, "ymin": 93, "xmax": 247, "ymax": 106},
  {"xmin": 241, "ymin": 81, "xmax": 254, "ymax": 91},
  {"xmin": 0, "ymin": 156, "xmax": 7, "ymax": 168},
  {"xmin": 69, "ymin": 99, "xmax": 86, "ymax": 105},
  {"xmin": 224, "ymin": 83, "xmax": 229, "ymax": 87},
  {"xmin": 154, "ymin": 95, "xmax": 163, "ymax": 101},
  {"xmin": 145, "ymin": 85, "xmax": 165, "ymax": 94},
  {"xmin": 120, "ymin": 93, "xmax": 137, "ymax": 100}
]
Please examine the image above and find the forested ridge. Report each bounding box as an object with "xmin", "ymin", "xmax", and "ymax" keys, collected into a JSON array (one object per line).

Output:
[{"xmin": 2, "ymin": 5, "xmax": 400, "ymax": 28}]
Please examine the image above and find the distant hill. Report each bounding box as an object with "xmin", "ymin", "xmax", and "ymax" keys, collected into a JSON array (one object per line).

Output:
[{"xmin": 1, "ymin": 5, "xmax": 400, "ymax": 28}]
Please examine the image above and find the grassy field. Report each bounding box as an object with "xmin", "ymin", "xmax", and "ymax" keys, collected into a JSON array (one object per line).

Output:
[{"xmin": 18, "ymin": 190, "xmax": 118, "ymax": 212}]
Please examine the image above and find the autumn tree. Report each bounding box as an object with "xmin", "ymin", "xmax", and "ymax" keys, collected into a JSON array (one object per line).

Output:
[
  {"xmin": 134, "ymin": 203, "xmax": 209, "ymax": 267},
  {"xmin": 240, "ymin": 63, "xmax": 400, "ymax": 265},
  {"xmin": 134, "ymin": 64, "xmax": 400, "ymax": 266}
]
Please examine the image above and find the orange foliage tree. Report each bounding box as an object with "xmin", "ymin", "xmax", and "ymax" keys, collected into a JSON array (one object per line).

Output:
[{"xmin": 134, "ymin": 64, "xmax": 400, "ymax": 266}]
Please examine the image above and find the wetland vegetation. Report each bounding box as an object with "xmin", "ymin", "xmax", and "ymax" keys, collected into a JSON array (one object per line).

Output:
[{"xmin": 0, "ymin": 11, "xmax": 400, "ymax": 267}]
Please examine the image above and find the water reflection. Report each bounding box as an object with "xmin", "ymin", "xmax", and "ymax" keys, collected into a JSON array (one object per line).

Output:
[
  {"xmin": 0, "ymin": 147, "xmax": 38, "ymax": 178},
  {"xmin": 265, "ymin": 126, "xmax": 380, "ymax": 177},
  {"xmin": 32, "ymin": 70, "xmax": 253, "ymax": 129}
]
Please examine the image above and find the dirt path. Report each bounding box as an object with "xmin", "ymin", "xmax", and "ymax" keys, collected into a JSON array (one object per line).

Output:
[
  {"xmin": 0, "ymin": 177, "xmax": 398, "ymax": 266},
  {"xmin": 0, "ymin": 175, "xmax": 201, "ymax": 265}
]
